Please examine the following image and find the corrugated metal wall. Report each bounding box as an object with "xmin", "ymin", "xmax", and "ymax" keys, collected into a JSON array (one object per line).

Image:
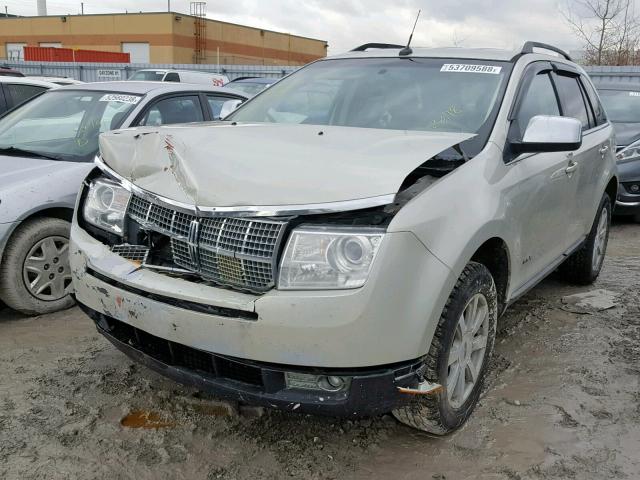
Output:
[
  {"xmin": 583, "ymin": 66, "xmax": 640, "ymax": 85},
  {"xmin": 3, "ymin": 60, "xmax": 300, "ymax": 82}
]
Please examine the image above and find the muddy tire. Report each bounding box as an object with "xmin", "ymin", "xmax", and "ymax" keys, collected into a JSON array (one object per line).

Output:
[
  {"xmin": 0, "ymin": 217, "xmax": 75, "ymax": 316},
  {"xmin": 392, "ymin": 262, "xmax": 497, "ymax": 435},
  {"xmin": 560, "ymin": 194, "xmax": 611, "ymax": 285}
]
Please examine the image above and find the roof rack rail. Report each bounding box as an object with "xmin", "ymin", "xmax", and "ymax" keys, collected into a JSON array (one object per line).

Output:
[
  {"xmin": 350, "ymin": 43, "xmax": 405, "ymax": 52},
  {"xmin": 519, "ymin": 41, "xmax": 572, "ymax": 61}
]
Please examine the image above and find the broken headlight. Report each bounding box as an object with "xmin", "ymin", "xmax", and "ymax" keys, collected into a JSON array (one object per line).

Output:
[
  {"xmin": 278, "ymin": 226, "xmax": 384, "ymax": 290},
  {"xmin": 83, "ymin": 178, "xmax": 131, "ymax": 236}
]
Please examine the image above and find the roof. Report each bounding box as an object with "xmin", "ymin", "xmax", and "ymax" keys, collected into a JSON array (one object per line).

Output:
[
  {"xmin": 0, "ymin": 76, "xmax": 58, "ymax": 88},
  {"xmin": 595, "ymin": 82, "xmax": 640, "ymax": 91},
  {"xmin": 54, "ymin": 81, "xmax": 246, "ymax": 97},
  {"xmin": 0, "ymin": 12, "xmax": 327, "ymax": 44},
  {"xmin": 327, "ymin": 46, "xmax": 569, "ymax": 62}
]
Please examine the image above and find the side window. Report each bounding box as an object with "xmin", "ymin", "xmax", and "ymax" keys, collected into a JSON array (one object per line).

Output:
[
  {"xmin": 139, "ymin": 96, "xmax": 204, "ymax": 126},
  {"xmin": 553, "ymin": 74, "xmax": 590, "ymax": 131},
  {"xmin": 515, "ymin": 72, "xmax": 560, "ymax": 135},
  {"xmin": 207, "ymin": 95, "xmax": 243, "ymax": 119},
  {"xmin": 6, "ymin": 84, "xmax": 47, "ymax": 107},
  {"xmin": 164, "ymin": 72, "xmax": 180, "ymax": 82},
  {"xmin": 581, "ymin": 77, "xmax": 608, "ymax": 126}
]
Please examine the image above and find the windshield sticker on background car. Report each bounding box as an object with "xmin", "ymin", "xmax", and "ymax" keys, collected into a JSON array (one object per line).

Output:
[
  {"xmin": 99, "ymin": 94, "xmax": 141, "ymax": 104},
  {"xmin": 440, "ymin": 64, "xmax": 502, "ymax": 74}
]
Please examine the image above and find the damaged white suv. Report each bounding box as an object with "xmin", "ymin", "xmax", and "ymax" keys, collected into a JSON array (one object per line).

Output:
[{"xmin": 70, "ymin": 42, "xmax": 617, "ymax": 434}]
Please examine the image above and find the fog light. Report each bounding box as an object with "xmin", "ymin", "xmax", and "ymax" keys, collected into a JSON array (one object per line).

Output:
[
  {"xmin": 630, "ymin": 184, "xmax": 640, "ymax": 193},
  {"xmin": 318, "ymin": 375, "xmax": 346, "ymax": 392},
  {"xmin": 285, "ymin": 372, "xmax": 351, "ymax": 392}
]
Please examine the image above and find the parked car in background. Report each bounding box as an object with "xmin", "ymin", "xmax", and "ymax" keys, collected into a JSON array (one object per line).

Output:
[
  {"xmin": 129, "ymin": 69, "xmax": 229, "ymax": 87},
  {"xmin": 0, "ymin": 81, "xmax": 247, "ymax": 315},
  {"xmin": 71, "ymin": 42, "xmax": 617, "ymax": 434},
  {"xmin": 28, "ymin": 76, "xmax": 85, "ymax": 86},
  {"xmin": 225, "ymin": 76, "xmax": 277, "ymax": 97},
  {"xmin": 597, "ymin": 83, "xmax": 640, "ymax": 221},
  {"xmin": 0, "ymin": 65, "xmax": 24, "ymax": 77},
  {"xmin": 0, "ymin": 77, "xmax": 58, "ymax": 116}
]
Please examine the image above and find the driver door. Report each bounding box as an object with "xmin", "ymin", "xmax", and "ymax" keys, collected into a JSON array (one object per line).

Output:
[{"xmin": 505, "ymin": 65, "xmax": 578, "ymax": 293}]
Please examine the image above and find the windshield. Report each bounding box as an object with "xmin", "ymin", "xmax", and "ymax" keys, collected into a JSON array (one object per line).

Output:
[
  {"xmin": 130, "ymin": 70, "xmax": 165, "ymax": 81},
  {"xmin": 229, "ymin": 58, "xmax": 511, "ymax": 145},
  {"xmin": 229, "ymin": 82, "xmax": 272, "ymax": 96},
  {"xmin": 599, "ymin": 89, "xmax": 640, "ymax": 123},
  {"xmin": 0, "ymin": 90, "xmax": 141, "ymax": 162}
]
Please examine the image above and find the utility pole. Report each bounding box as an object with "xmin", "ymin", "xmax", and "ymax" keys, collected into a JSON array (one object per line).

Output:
[
  {"xmin": 168, "ymin": 0, "xmax": 171, "ymax": 12},
  {"xmin": 81, "ymin": 2, "xmax": 84, "ymax": 14}
]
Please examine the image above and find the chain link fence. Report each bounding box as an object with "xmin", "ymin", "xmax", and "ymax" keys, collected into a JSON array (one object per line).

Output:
[{"xmin": 1, "ymin": 60, "xmax": 300, "ymax": 82}]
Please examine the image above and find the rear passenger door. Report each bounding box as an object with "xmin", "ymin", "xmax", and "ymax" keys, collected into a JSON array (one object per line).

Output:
[{"xmin": 551, "ymin": 68, "xmax": 611, "ymax": 242}]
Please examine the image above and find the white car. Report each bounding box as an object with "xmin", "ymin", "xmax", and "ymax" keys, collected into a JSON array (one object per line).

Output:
[
  {"xmin": 129, "ymin": 69, "xmax": 229, "ymax": 87},
  {"xmin": 0, "ymin": 76, "xmax": 58, "ymax": 116},
  {"xmin": 70, "ymin": 42, "xmax": 617, "ymax": 434},
  {"xmin": 0, "ymin": 81, "xmax": 246, "ymax": 315}
]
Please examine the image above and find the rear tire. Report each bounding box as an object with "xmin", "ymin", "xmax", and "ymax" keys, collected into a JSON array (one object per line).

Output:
[
  {"xmin": 392, "ymin": 262, "xmax": 497, "ymax": 434},
  {"xmin": 560, "ymin": 194, "xmax": 611, "ymax": 285},
  {"xmin": 0, "ymin": 217, "xmax": 75, "ymax": 316}
]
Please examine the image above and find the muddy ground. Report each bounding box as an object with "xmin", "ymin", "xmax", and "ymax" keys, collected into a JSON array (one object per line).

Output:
[{"xmin": 1, "ymin": 221, "xmax": 639, "ymax": 480}]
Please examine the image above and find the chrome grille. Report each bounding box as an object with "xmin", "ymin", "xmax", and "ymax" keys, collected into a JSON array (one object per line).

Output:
[{"xmin": 125, "ymin": 194, "xmax": 286, "ymax": 292}]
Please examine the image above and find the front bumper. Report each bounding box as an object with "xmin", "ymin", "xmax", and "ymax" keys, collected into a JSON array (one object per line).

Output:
[
  {"xmin": 81, "ymin": 303, "xmax": 425, "ymax": 417},
  {"xmin": 70, "ymin": 221, "xmax": 454, "ymax": 368}
]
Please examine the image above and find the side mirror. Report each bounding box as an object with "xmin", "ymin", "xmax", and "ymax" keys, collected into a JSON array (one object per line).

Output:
[
  {"xmin": 218, "ymin": 99, "xmax": 243, "ymax": 119},
  {"xmin": 511, "ymin": 115, "xmax": 582, "ymax": 154}
]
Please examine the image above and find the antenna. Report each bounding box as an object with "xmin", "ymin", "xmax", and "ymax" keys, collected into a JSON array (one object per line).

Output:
[{"xmin": 399, "ymin": 10, "xmax": 421, "ymax": 56}]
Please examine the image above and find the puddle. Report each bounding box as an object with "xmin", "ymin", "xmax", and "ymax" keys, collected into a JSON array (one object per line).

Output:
[{"xmin": 121, "ymin": 410, "xmax": 176, "ymax": 429}]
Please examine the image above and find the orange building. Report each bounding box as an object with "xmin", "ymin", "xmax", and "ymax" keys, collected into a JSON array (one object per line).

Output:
[{"xmin": 0, "ymin": 12, "xmax": 327, "ymax": 65}]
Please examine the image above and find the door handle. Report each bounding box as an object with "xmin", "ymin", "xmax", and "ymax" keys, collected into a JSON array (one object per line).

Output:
[
  {"xmin": 565, "ymin": 159, "xmax": 579, "ymax": 174},
  {"xmin": 599, "ymin": 145, "xmax": 609, "ymax": 156}
]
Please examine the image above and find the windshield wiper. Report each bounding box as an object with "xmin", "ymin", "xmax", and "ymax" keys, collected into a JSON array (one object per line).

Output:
[{"xmin": 0, "ymin": 146, "xmax": 63, "ymax": 161}]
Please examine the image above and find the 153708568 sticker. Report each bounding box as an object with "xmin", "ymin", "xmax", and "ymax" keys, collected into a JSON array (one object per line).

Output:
[
  {"xmin": 440, "ymin": 64, "xmax": 502, "ymax": 74},
  {"xmin": 99, "ymin": 94, "xmax": 142, "ymax": 104}
]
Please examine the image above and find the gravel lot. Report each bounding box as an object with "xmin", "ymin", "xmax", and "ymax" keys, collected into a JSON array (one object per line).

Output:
[{"xmin": 1, "ymin": 221, "xmax": 639, "ymax": 480}]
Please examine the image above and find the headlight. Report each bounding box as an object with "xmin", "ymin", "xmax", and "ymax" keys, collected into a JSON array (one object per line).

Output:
[
  {"xmin": 83, "ymin": 178, "xmax": 131, "ymax": 236},
  {"xmin": 278, "ymin": 226, "xmax": 385, "ymax": 290},
  {"xmin": 616, "ymin": 139, "xmax": 640, "ymax": 163}
]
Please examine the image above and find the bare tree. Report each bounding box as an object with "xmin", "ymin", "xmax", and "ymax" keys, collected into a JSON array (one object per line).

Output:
[{"xmin": 563, "ymin": 0, "xmax": 640, "ymax": 65}]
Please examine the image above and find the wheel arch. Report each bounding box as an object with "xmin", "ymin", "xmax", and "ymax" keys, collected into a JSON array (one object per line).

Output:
[
  {"xmin": 605, "ymin": 175, "xmax": 618, "ymax": 205},
  {"xmin": 0, "ymin": 206, "xmax": 74, "ymax": 261},
  {"xmin": 469, "ymin": 237, "xmax": 511, "ymax": 314}
]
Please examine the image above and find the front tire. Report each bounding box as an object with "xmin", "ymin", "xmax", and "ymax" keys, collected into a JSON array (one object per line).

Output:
[
  {"xmin": 560, "ymin": 194, "xmax": 611, "ymax": 285},
  {"xmin": 0, "ymin": 217, "xmax": 75, "ymax": 316},
  {"xmin": 392, "ymin": 262, "xmax": 497, "ymax": 434}
]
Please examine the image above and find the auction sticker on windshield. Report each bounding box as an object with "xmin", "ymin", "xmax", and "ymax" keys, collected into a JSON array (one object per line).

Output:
[
  {"xmin": 440, "ymin": 64, "xmax": 502, "ymax": 74},
  {"xmin": 99, "ymin": 94, "xmax": 141, "ymax": 104}
]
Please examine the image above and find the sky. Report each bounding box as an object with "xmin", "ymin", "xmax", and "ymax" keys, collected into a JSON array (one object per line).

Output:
[{"xmin": 2, "ymin": 0, "xmax": 585, "ymax": 55}]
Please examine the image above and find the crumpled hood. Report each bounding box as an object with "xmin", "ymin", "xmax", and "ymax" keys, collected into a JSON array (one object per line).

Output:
[{"xmin": 99, "ymin": 123, "xmax": 474, "ymax": 207}]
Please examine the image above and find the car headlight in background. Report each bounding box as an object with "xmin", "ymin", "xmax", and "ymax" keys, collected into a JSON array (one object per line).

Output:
[
  {"xmin": 83, "ymin": 178, "xmax": 131, "ymax": 235},
  {"xmin": 278, "ymin": 226, "xmax": 385, "ymax": 290},
  {"xmin": 616, "ymin": 139, "xmax": 640, "ymax": 163}
]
